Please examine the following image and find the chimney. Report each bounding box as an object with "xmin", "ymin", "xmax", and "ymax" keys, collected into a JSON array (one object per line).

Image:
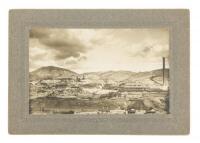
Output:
[{"xmin": 162, "ymin": 57, "xmax": 165, "ymax": 85}]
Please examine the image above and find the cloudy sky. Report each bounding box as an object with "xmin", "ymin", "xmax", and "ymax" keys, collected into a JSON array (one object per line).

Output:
[{"xmin": 29, "ymin": 28, "xmax": 169, "ymax": 73}]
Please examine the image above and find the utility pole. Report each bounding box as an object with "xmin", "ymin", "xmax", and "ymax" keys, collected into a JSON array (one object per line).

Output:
[{"xmin": 163, "ymin": 57, "xmax": 165, "ymax": 85}]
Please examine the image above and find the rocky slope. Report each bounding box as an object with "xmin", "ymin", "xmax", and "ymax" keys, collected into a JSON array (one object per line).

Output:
[{"xmin": 30, "ymin": 66, "xmax": 78, "ymax": 81}]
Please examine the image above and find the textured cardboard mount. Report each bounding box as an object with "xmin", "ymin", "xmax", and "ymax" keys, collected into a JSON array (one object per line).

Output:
[{"xmin": 9, "ymin": 9, "xmax": 190, "ymax": 134}]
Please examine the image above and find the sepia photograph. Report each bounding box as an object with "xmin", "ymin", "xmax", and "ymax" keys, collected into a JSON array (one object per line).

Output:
[{"xmin": 29, "ymin": 28, "xmax": 170, "ymax": 115}]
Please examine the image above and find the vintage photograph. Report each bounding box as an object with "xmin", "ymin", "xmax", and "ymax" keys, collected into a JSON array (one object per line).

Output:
[{"xmin": 29, "ymin": 28, "xmax": 170, "ymax": 115}]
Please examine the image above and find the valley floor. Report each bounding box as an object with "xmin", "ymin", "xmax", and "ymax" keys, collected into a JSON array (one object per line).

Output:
[{"xmin": 29, "ymin": 76, "xmax": 169, "ymax": 115}]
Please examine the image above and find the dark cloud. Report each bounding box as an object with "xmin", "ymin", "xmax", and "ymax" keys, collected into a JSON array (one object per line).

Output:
[
  {"xmin": 30, "ymin": 52, "xmax": 47, "ymax": 60},
  {"xmin": 30, "ymin": 28, "xmax": 50, "ymax": 39},
  {"xmin": 142, "ymin": 46, "xmax": 153, "ymax": 53},
  {"xmin": 40, "ymin": 37, "xmax": 86, "ymax": 60},
  {"xmin": 130, "ymin": 44, "xmax": 168, "ymax": 59},
  {"xmin": 136, "ymin": 46, "xmax": 154, "ymax": 57},
  {"xmin": 64, "ymin": 56, "xmax": 87, "ymax": 65},
  {"xmin": 29, "ymin": 28, "xmax": 87, "ymax": 60}
]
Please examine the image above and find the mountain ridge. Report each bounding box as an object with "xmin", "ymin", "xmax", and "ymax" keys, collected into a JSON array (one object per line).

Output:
[
  {"xmin": 30, "ymin": 66, "xmax": 169, "ymax": 83},
  {"xmin": 30, "ymin": 66, "xmax": 78, "ymax": 81}
]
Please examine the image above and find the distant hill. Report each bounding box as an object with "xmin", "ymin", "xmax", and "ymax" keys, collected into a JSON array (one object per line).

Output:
[
  {"xmin": 126, "ymin": 69, "xmax": 169, "ymax": 81},
  {"xmin": 30, "ymin": 66, "xmax": 169, "ymax": 86},
  {"xmin": 30, "ymin": 66, "xmax": 78, "ymax": 81},
  {"xmin": 126, "ymin": 69, "xmax": 169, "ymax": 86},
  {"xmin": 84, "ymin": 69, "xmax": 169, "ymax": 86},
  {"xmin": 83, "ymin": 71, "xmax": 135, "ymax": 82}
]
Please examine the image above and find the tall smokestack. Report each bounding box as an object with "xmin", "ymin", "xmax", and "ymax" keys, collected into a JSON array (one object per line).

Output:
[{"xmin": 162, "ymin": 57, "xmax": 165, "ymax": 85}]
